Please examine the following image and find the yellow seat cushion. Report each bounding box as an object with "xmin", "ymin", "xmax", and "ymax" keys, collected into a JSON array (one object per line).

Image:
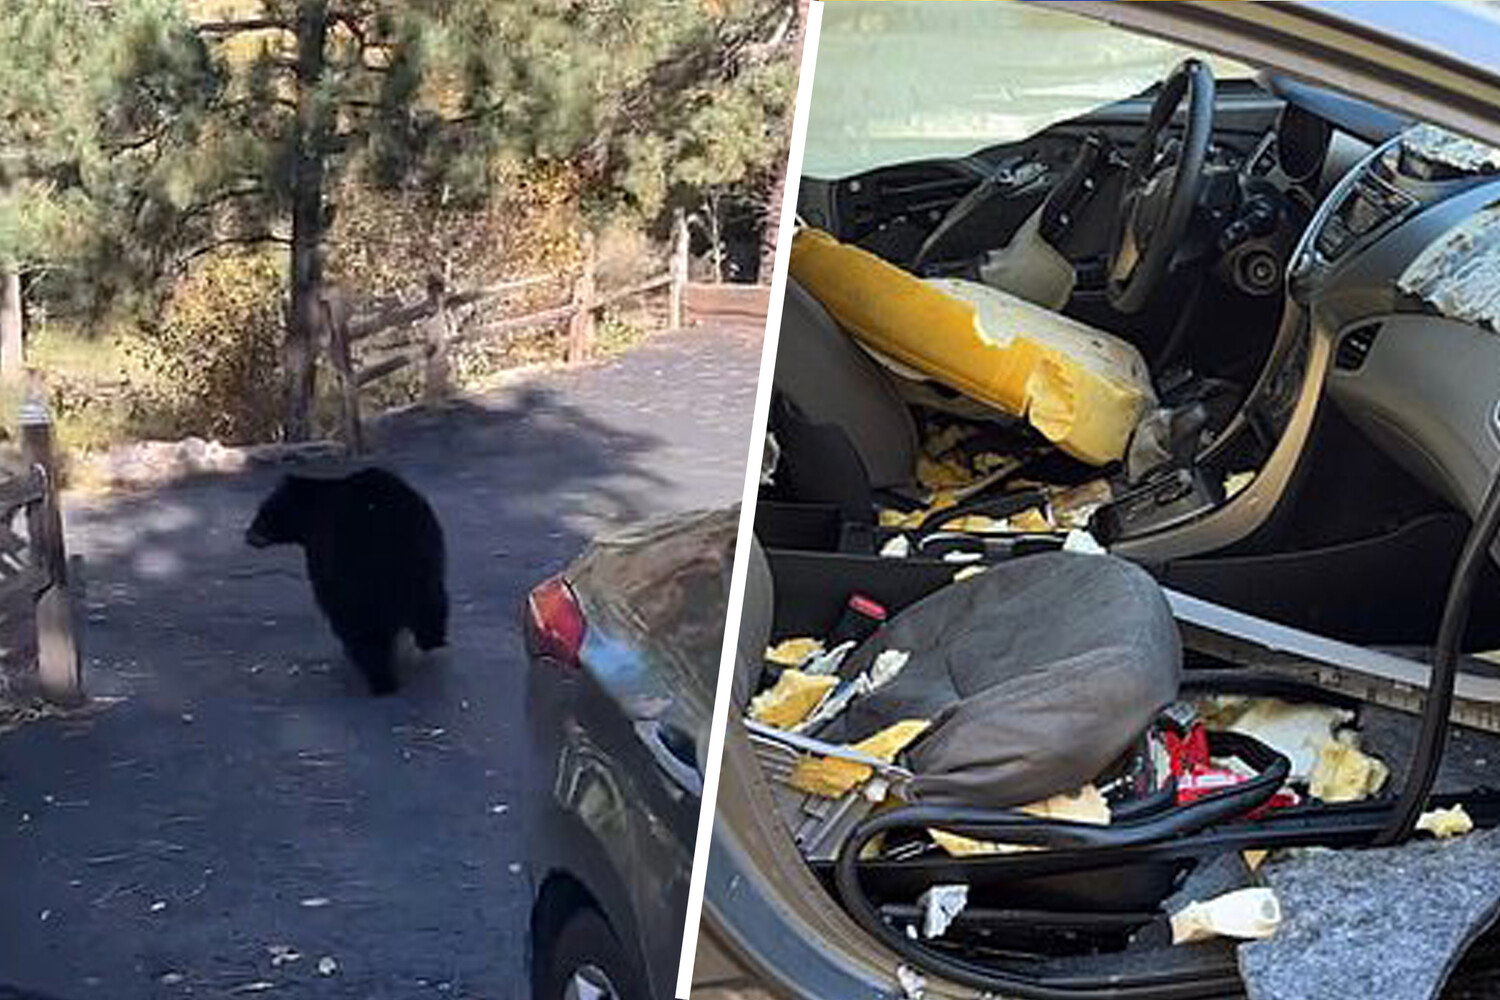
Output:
[{"xmin": 789, "ymin": 228, "xmax": 1156, "ymax": 466}]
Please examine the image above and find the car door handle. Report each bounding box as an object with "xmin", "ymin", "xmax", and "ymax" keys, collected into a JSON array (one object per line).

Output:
[{"xmin": 634, "ymin": 720, "xmax": 703, "ymax": 798}]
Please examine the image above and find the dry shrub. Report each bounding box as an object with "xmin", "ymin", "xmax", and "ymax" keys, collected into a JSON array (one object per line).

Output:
[
  {"xmin": 325, "ymin": 160, "xmax": 583, "ymax": 299},
  {"xmin": 125, "ymin": 250, "xmax": 286, "ymax": 444},
  {"xmin": 594, "ymin": 218, "xmax": 663, "ymax": 289}
]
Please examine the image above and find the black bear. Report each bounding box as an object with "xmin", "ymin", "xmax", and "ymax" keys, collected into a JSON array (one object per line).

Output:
[{"xmin": 245, "ymin": 467, "xmax": 448, "ymax": 695}]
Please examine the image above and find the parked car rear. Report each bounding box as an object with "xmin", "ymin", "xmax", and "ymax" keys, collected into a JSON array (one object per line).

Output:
[{"xmin": 524, "ymin": 507, "xmax": 738, "ymax": 1000}]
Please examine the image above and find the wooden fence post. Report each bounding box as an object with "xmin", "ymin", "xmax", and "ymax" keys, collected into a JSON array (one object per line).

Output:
[
  {"xmin": 19, "ymin": 396, "xmax": 81, "ymax": 707},
  {"xmin": 326, "ymin": 305, "xmax": 365, "ymax": 455},
  {"xmin": 669, "ymin": 208, "xmax": 689, "ymax": 330},
  {"xmin": 422, "ymin": 273, "xmax": 452, "ymax": 405},
  {"xmin": 566, "ymin": 233, "xmax": 597, "ymax": 365}
]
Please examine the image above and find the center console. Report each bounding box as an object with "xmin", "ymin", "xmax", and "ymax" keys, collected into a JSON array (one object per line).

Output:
[
  {"xmin": 1307, "ymin": 164, "xmax": 1415, "ymax": 265},
  {"xmin": 1290, "ymin": 126, "xmax": 1496, "ymax": 298}
]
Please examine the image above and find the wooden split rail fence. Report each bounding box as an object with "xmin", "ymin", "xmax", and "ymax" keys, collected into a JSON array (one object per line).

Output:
[
  {"xmin": 326, "ymin": 217, "xmax": 773, "ymax": 453},
  {"xmin": 0, "ymin": 397, "xmax": 81, "ymax": 706}
]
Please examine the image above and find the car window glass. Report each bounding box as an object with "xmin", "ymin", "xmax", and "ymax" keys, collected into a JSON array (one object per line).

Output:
[{"xmin": 804, "ymin": 1, "xmax": 1255, "ymax": 179}]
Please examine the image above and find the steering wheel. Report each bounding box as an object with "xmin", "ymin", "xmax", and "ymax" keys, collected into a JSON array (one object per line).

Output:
[{"xmin": 1107, "ymin": 59, "xmax": 1216, "ymax": 314}]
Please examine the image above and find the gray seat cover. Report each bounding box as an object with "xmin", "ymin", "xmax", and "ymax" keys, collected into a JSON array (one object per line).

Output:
[
  {"xmin": 816, "ymin": 552, "xmax": 1181, "ymax": 809},
  {"xmin": 732, "ymin": 538, "xmax": 775, "ymax": 715},
  {"xmin": 774, "ymin": 279, "xmax": 920, "ymax": 491}
]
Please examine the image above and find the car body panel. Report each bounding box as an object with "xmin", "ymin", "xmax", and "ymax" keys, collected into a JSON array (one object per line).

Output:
[{"xmin": 526, "ymin": 508, "xmax": 738, "ymax": 998}]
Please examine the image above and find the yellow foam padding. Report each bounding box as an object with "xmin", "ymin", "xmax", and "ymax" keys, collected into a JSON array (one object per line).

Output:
[
  {"xmin": 879, "ymin": 500, "xmax": 1005, "ymax": 534},
  {"xmin": 881, "ymin": 504, "xmax": 1031, "ymax": 535},
  {"xmin": 790, "ymin": 228, "xmax": 1155, "ymax": 465},
  {"xmin": 930, "ymin": 785, "xmax": 1111, "ymax": 857},
  {"xmin": 788, "ymin": 720, "xmax": 931, "ymax": 798},
  {"xmin": 938, "ymin": 514, "xmax": 1002, "ymax": 533},
  {"xmin": 879, "ymin": 508, "xmax": 924, "ymax": 530},
  {"xmin": 764, "ymin": 637, "xmax": 823, "ymax": 668},
  {"xmin": 917, "ymin": 454, "xmax": 976, "ymax": 491},
  {"xmin": 1309, "ymin": 730, "xmax": 1390, "ymax": 803},
  {"xmin": 1417, "ymin": 804, "xmax": 1474, "ymax": 839},
  {"xmin": 747, "ymin": 670, "xmax": 837, "ymax": 730},
  {"xmin": 930, "ymin": 828, "xmax": 1011, "ymax": 857},
  {"xmin": 1009, "ymin": 507, "xmax": 1056, "ymax": 533}
]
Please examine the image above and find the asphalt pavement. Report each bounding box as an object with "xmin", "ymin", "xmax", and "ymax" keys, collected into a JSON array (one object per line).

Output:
[{"xmin": 0, "ymin": 325, "xmax": 763, "ymax": 1000}]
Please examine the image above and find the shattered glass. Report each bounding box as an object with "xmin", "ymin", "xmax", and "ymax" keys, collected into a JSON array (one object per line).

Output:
[
  {"xmin": 1399, "ymin": 123, "xmax": 1500, "ymax": 174},
  {"xmin": 1397, "ymin": 201, "xmax": 1500, "ymax": 331}
]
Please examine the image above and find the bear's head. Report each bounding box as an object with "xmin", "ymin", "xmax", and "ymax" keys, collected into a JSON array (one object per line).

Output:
[{"xmin": 245, "ymin": 474, "xmax": 317, "ymax": 549}]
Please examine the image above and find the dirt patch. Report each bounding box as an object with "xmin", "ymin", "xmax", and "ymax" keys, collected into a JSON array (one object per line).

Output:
[{"xmin": 65, "ymin": 439, "xmax": 350, "ymax": 498}]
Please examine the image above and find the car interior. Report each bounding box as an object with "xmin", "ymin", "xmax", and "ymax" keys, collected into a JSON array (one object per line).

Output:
[{"xmin": 737, "ymin": 55, "xmax": 1500, "ymax": 998}]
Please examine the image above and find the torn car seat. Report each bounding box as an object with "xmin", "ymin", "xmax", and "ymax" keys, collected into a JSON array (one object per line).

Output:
[
  {"xmin": 774, "ymin": 277, "xmax": 921, "ymax": 492},
  {"xmin": 815, "ymin": 552, "xmax": 1181, "ymax": 808},
  {"xmin": 789, "ymin": 227, "xmax": 1157, "ymax": 466}
]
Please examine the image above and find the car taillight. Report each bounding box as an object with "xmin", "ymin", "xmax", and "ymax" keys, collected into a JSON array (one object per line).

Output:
[{"xmin": 526, "ymin": 576, "xmax": 586, "ymax": 667}]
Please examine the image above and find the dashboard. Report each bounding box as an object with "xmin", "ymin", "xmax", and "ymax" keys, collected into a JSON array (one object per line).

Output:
[
  {"xmin": 1114, "ymin": 98, "xmax": 1500, "ymax": 561},
  {"xmin": 1292, "ymin": 123, "xmax": 1500, "ymax": 518}
]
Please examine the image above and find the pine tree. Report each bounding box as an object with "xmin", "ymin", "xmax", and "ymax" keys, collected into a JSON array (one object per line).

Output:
[
  {"xmin": 152, "ymin": 0, "xmax": 800, "ymax": 438},
  {"xmin": 0, "ymin": 1, "xmax": 224, "ymax": 372},
  {"xmin": 3, "ymin": 0, "xmax": 799, "ymax": 437},
  {"xmin": 0, "ymin": 1, "xmax": 120, "ymax": 379}
]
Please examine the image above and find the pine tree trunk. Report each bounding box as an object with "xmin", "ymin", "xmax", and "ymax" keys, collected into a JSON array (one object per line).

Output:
[
  {"xmin": 759, "ymin": 0, "xmax": 810, "ymax": 282},
  {"xmin": 284, "ymin": 0, "xmax": 329, "ymax": 442},
  {"xmin": 0, "ymin": 266, "xmax": 22, "ymax": 382}
]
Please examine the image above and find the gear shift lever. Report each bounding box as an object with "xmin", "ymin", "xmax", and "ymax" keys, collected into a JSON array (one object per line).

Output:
[{"xmin": 1126, "ymin": 402, "xmax": 1210, "ymax": 484}]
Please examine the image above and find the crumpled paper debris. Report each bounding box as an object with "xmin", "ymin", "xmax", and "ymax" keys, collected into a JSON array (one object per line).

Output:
[
  {"xmin": 1063, "ymin": 529, "xmax": 1106, "ymax": 554},
  {"xmin": 794, "ymin": 649, "xmax": 913, "ymax": 735},
  {"xmin": 880, "ymin": 535, "xmax": 911, "ymax": 558},
  {"xmin": 869, "ymin": 649, "xmax": 910, "ymax": 689},
  {"xmin": 761, "ymin": 432, "xmax": 781, "ymax": 486},
  {"xmin": 802, "ymin": 640, "xmax": 856, "ymax": 676},
  {"xmin": 896, "ymin": 964, "xmax": 927, "ymax": 1000}
]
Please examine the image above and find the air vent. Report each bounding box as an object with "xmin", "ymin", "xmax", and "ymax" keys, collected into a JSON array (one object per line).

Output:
[{"xmin": 1335, "ymin": 323, "xmax": 1382, "ymax": 371}]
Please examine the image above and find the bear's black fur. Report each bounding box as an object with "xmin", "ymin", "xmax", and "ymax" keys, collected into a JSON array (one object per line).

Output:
[{"xmin": 245, "ymin": 467, "xmax": 448, "ymax": 695}]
